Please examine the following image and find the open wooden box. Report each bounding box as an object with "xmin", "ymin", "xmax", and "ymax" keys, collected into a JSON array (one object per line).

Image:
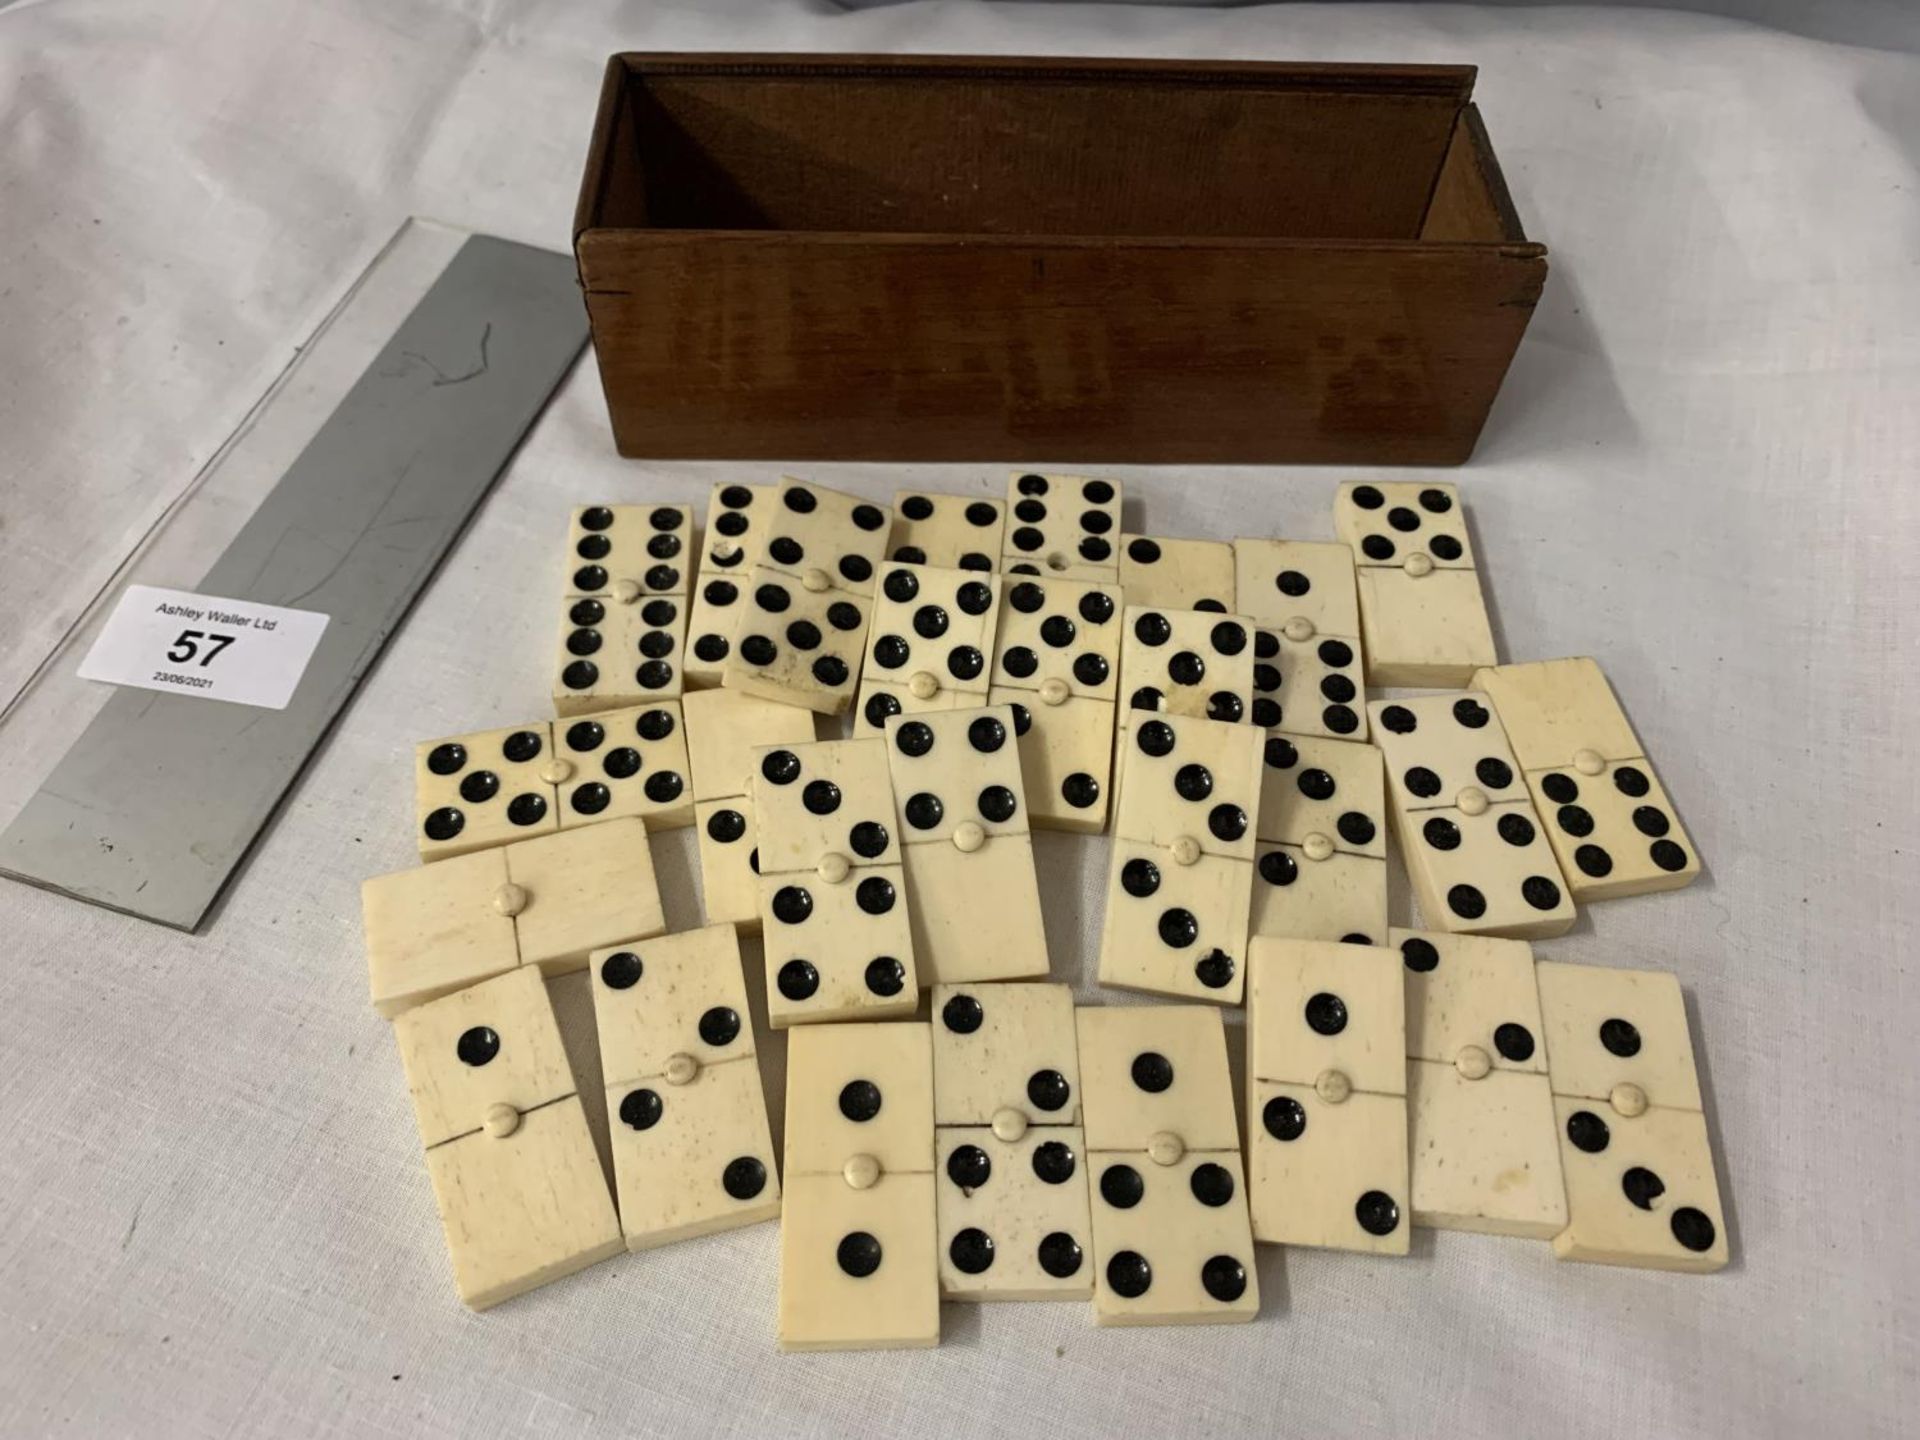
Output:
[{"xmin": 574, "ymin": 54, "xmax": 1546, "ymax": 465}]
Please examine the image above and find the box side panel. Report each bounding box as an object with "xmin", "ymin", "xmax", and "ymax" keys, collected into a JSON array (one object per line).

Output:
[
  {"xmin": 1420, "ymin": 104, "xmax": 1530, "ymax": 244},
  {"xmin": 574, "ymin": 56, "xmax": 650, "ymax": 242},
  {"xmin": 619, "ymin": 57, "xmax": 1474, "ymax": 241},
  {"xmin": 576, "ymin": 234, "xmax": 1547, "ymax": 464}
]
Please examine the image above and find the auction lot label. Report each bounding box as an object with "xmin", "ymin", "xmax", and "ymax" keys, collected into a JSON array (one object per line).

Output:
[{"xmin": 78, "ymin": 585, "xmax": 330, "ymax": 710}]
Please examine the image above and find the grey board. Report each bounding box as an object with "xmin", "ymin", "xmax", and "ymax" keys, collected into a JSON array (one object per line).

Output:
[{"xmin": 0, "ymin": 234, "xmax": 588, "ymax": 929}]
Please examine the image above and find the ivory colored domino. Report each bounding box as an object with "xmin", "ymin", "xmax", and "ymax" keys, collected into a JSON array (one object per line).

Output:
[
  {"xmin": 414, "ymin": 706, "xmax": 691, "ymax": 863},
  {"xmin": 549, "ymin": 702, "xmax": 693, "ymax": 832},
  {"xmin": 393, "ymin": 967, "xmax": 623, "ymax": 1309},
  {"xmin": 752, "ymin": 736, "xmax": 921, "ymax": 1026},
  {"xmin": 887, "ymin": 489, "xmax": 1006, "ymax": 572},
  {"xmin": 501, "ymin": 820, "xmax": 667, "ymax": 973},
  {"xmin": 1097, "ymin": 713, "xmax": 1262, "ymax": 1004},
  {"xmin": 1245, "ymin": 937, "xmax": 1410, "ymax": 1255},
  {"xmin": 1247, "ymin": 728, "xmax": 1390, "ymax": 945},
  {"xmin": 591, "ymin": 929, "xmax": 779, "ymax": 1250},
  {"xmin": 986, "ymin": 571, "xmax": 1124, "ymax": 832},
  {"xmin": 564, "ymin": 504, "xmax": 693, "ymax": 600},
  {"xmin": 1085, "ymin": 1148, "xmax": 1258, "ymax": 1325},
  {"xmin": 1232, "ymin": 539, "xmax": 1361, "ymax": 635},
  {"xmin": 1472, "ymin": 657, "xmax": 1700, "ymax": 900},
  {"xmin": 1075, "ymin": 1005, "xmax": 1257, "ymax": 1325},
  {"xmin": 901, "ymin": 836, "xmax": 1050, "ymax": 985},
  {"xmin": 415, "ymin": 721, "xmax": 561, "ymax": 861},
  {"xmin": 1235, "ymin": 539, "xmax": 1369, "ymax": 740},
  {"xmin": 685, "ymin": 482, "xmax": 780, "ymax": 690},
  {"xmin": 937, "ymin": 1126, "xmax": 1094, "ymax": 1300},
  {"xmin": 777, "ymin": 1022, "xmax": 939, "ymax": 1350},
  {"xmin": 1334, "ymin": 481, "xmax": 1495, "ymax": 687},
  {"xmin": 987, "ymin": 685, "xmax": 1115, "ymax": 835},
  {"xmin": 365, "ymin": 848, "xmax": 521, "ymax": 1018},
  {"xmin": 1115, "ymin": 604, "xmax": 1257, "ymax": 729},
  {"xmin": 1249, "ymin": 842, "xmax": 1389, "ymax": 946},
  {"xmin": 931, "ymin": 982, "xmax": 1081, "ymax": 1128},
  {"xmin": 1370, "ymin": 692, "xmax": 1576, "ymax": 939},
  {"xmin": 1118, "ymin": 533, "xmax": 1236, "ymax": 613},
  {"xmin": 553, "ymin": 591, "xmax": 688, "ymax": 715},
  {"xmin": 1003, "ymin": 471, "xmax": 1122, "ymax": 581},
  {"xmin": 1075, "ymin": 1006, "xmax": 1240, "ymax": 1157},
  {"xmin": 1249, "ymin": 624, "xmax": 1369, "ymax": 743},
  {"xmin": 883, "ymin": 704, "xmax": 1049, "ymax": 984},
  {"xmin": 719, "ymin": 478, "xmax": 892, "ymax": 715},
  {"xmin": 365, "ymin": 817, "xmax": 665, "ymax": 1018},
  {"xmin": 1396, "ymin": 928, "xmax": 1566, "ymax": 1238},
  {"xmin": 929, "ymin": 984, "xmax": 1090, "ymax": 1301},
  {"xmin": 855, "ymin": 563, "xmax": 1002, "ymax": 734},
  {"xmin": 720, "ymin": 565, "xmax": 872, "ymax": 716},
  {"xmin": 1535, "ymin": 961, "xmax": 1727, "ymax": 1272},
  {"xmin": 682, "ymin": 687, "xmax": 815, "ymax": 929}
]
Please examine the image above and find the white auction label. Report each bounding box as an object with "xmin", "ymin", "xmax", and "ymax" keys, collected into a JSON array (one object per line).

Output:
[{"xmin": 77, "ymin": 585, "xmax": 330, "ymax": 710}]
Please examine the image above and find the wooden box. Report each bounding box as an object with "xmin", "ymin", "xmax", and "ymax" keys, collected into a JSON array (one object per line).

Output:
[{"xmin": 573, "ymin": 54, "xmax": 1547, "ymax": 465}]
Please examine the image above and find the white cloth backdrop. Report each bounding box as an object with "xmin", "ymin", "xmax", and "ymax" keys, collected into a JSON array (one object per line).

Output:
[{"xmin": 1, "ymin": 2, "xmax": 1916, "ymax": 1436}]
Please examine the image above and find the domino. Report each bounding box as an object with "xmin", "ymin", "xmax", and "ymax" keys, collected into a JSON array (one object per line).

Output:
[
  {"xmin": 888, "ymin": 490, "xmax": 1006, "ymax": 571},
  {"xmin": 1249, "ymin": 733, "xmax": 1388, "ymax": 946},
  {"xmin": 1075, "ymin": 1006, "xmax": 1259, "ymax": 1326},
  {"xmin": 1245, "ymin": 937, "xmax": 1410, "ymax": 1255},
  {"xmin": 721, "ymin": 565, "xmax": 872, "ymax": 716},
  {"xmin": 1098, "ymin": 713, "xmax": 1263, "ymax": 1003},
  {"xmin": 554, "ymin": 591, "xmax": 688, "ymax": 715},
  {"xmin": 1118, "ymin": 535, "xmax": 1235, "ymax": 612},
  {"xmin": 931, "ymin": 983, "xmax": 1081, "ymax": 1129},
  {"xmin": 416, "ymin": 722, "xmax": 561, "ymax": 861},
  {"xmin": 565, "ymin": 504, "xmax": 693, "ymax": 601},
  {"xmin": 1334, "ymin": 481, "xmax": 1496, "ymax": 687},
  {"xmin": 1535, "ymin": 962, "xmax": 1728, "ymax": 1272},
  {"xmin": 1231, "ymin": 539, "xmax": 1361, "ymax": 635},
  {"xmin": 883, "ymin": 705, "xmax": 1049, "ymax": 984},
  {"xmin": 1075, "ymin": 1004, "xmax": 1238, "ymax": 1170},
  {"xmin": 684, "ymin": 688, "xmax": 820, "ymax": 805},
  {"xmin": 751, "ymin": 737, "xmax": 919, "ymax": 1026},
  {"xmin": 391, "ymin": 966, "xmax": 623, "ymax": 1308},
  {"xmin": 932, "ymin": 984, "xmax": 1089, "ymax": 1300},
  {"xmin": 415, "ymin": 709, "xmax": 691, "ymax": 862},
  {"xmin": 548, "ymin": 704, "xmax": 692, "ymax": 832},
  {"xmin": 1472, "ymin": 657, "xmax": 1700, "ymax": 900},
  {"xmin": 718, "ymin": 476, "xmax": 892, "ymax": 713},
  {"xmin": 1397, "ymin": 929, "xmax": 1567, "ymax": 1237},
  {"xmin": 778, "ymin": 1022, "xmax": 939, "ymax": 1350},
  {"xmin": 1117, "ymin": 605, "xmax": 1257, "ymax": 728},
  {"xmin": 985, "ymin": 573, "xmax": 1124, "ymax": 833},
  {"xmin": 589, "ymin": 926, "xmax": 781, "ymax": 1249},
  {"xmin": 1250, "ymin": 626, "xmax": 1368, "ymax": 742},
  {"xmin": 702, "ymin": 475, "xmax": 889, "ymax": 708},
  {"xmin": 1371, "ymin": 693, "xmax": 1576, "ymax": 939},
  {"xmin": 687, "ymin": 482, "xmax": 779, "ymax": 688},
  {"xmin": 856, "ymin": 563, "xmax": 1002, "ymax": 734},
  {"xmin": 936, "ymin": 1126, "xmax": 1094, "ymax": 1301},
  {"xmin": 365, "ymin": 816, "xmax": 666, "ymax": 1017},
  {"xmin": 758, "ymin": 477, "xmax": 893, "ymax": 593},
  {"xmin": 1234, "ymin": 539, "xmax": 1369, "ymax": 742},
  {"xmin": 751, "ymin": 736, "xmax": 896, "ymax": 876},
  {"xmin": 682, "ymin": 687, "xmax": 816, "ymax": 930},
  {"xmin": 693, "ymin": 799, "xmax": 761, "ymax": 931},
  {"xmin": 1109, "ymin": 713, "xmax": 1263, "ymax": 865},
  {"xmin": 1003, "ymin": 471, "xmax": 1122, "ymax": 582}
]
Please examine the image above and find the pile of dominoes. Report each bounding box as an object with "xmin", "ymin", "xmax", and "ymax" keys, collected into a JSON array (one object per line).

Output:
[{"xmin": 360, "ymin": 474, "xmax": 1725, "ymax": 1347}]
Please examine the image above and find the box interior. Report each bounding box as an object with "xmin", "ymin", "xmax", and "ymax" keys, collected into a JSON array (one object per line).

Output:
[{"xmin": 582, "ymin": 57, "xmax": 1525, "ymax": 244}]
